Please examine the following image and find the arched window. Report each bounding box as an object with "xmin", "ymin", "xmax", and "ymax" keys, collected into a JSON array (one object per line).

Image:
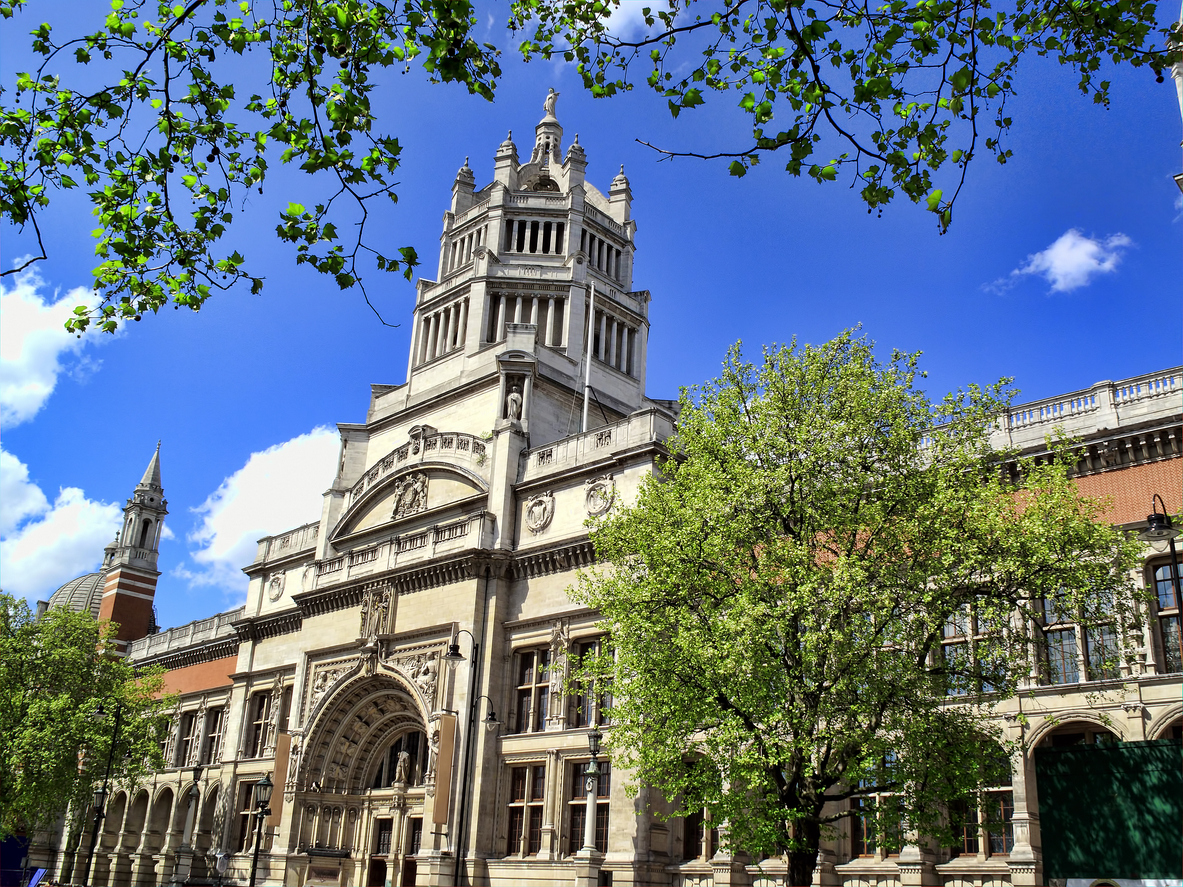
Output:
[{"xmin": 138, "ymin": 519, "xmax": 152, "ymax": 548}]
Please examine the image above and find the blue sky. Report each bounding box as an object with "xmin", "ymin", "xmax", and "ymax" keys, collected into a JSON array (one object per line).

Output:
[{"xmin": 2, "ymin": 3, "xmax": 1181, "ymax": 631}]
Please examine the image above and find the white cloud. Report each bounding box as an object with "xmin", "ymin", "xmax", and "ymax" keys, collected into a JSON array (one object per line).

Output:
[
  {"xmin": 1007, "ymin": 229, "xmax": 1132, "ymax": 293},
  {"xmin": 177, "ymin": 427, "xmax": 340, "ymax": 596},
  {"xmin": 0, "ymin": 267, "xmax": 104, "ymax": 426},
  {"xmin": 0, "ymin": 448, "xmax": 122, "ymax": 601}
]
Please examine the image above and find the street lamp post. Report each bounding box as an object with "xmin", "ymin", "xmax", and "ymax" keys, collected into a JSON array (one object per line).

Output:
[
  {"xmin": 1137, "ymin": 493, "xmax": 1182, "ymax": 668},
  {"xmin": 443, "ymin": 628, "xmax": 484, "ymax": 887},
  {"xmin": 580, "ymin": 727, "xmax": 603, "ymax": 854},
  {"xmin": 247, "ymin": 774, "xmax": 273, "ymax": 887},
  {"xmin": 83, "ymin": 700, "xmax": 123, "ymax": 887}
]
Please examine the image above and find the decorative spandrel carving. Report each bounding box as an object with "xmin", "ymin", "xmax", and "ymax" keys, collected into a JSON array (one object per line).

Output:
[
  {"xmin": 308, "ymin": 661, "xmax": 354, "ymax": 716},
  {"xmin": 525, "ymin": 491, "xmax": 555, "ymax": 535},
  {"xmin": 585, "ymin": 475, "xmax": 616, "ymax": 516},
  {"xmin": 384, "ymin": 650, "xmax": 440, "ymax": 710},
  {"xmin": 393, "ymin": 473, "xmax": 428, "ymax": 520}
]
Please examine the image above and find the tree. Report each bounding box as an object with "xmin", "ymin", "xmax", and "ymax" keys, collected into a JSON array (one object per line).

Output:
[
  {"xmin": 517, "ymin": 0, "xmax": 1178, "ymax": 228},
  {"xmin": 0, "ymin": 593, "xmax": 173, "ymax": 838},
  {"xmin": 575, "ymin": 332, "xmax": 1144, "ymax": 886},
  {"xmin": 1, "ymin": 1, "xmax": 1175, "ymax": 331}
]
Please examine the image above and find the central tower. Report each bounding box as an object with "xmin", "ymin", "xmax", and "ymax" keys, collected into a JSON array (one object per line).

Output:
[{"xmin": 400, "ymin": 90, "xmax": 650, "ymax": 446}]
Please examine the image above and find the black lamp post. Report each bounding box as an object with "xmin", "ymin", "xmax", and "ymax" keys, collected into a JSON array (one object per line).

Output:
[
  {"xmin": 580, "ymin": 726, "xmax": 604, "ymax": 853},
  {"xmin": 1138, "ymin": 494, "xmax": 1182, "ymax": 668},
  {"xmin": 443, "ymin": 628, "xmax": 479, "ymax": 887},
  {"xmin": 83, "ymin": 699, "xmax": 123, "ymax": 887},
  {"xmin": 247, "ymin": 774, "xmax": 273, "ymax": 887}
]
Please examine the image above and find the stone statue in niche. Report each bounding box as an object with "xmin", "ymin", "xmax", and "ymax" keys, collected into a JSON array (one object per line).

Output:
[
  {"xmin": 393, "ymin": 473, "xmax": 428, "ymax": 519},
  {"xmin": 525, "ymin": 491, "xmax": 555, "ymax": 535},
  {"xmin": 506, "ymin": 385, "xmax": 523, "ymax": 422},
  {"xmin": 543, "ymin": 87, "xmax": 559, "ymax": 118},
  {"xmin": 394, "ymin": 750, "xmax": 411, "ymax": 785},
  {"xmin": 548, "ymin": 619, "xmax": 569, "ymax": 711}
]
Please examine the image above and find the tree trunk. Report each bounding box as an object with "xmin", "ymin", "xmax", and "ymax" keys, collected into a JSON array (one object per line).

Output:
[{"xmin": 787, "ymin": 816, "xmax": 822, "ymax": 887}]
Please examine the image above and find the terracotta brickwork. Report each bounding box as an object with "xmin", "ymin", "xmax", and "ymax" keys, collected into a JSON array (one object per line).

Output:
[
  {"xmin": 159, "ymin": 655, "xmax": 237, "ymax": 695},
  {"xmin": 1073, "ymin": 458, "xmax": 1182, "ymax": 524}
]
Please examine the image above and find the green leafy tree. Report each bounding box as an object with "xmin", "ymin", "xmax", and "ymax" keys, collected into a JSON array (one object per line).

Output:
[
  {"xmin": 516, "ymin": 0, "xmax": 1179, "ymax": 229},
  {"xmin": 0, "ymin": 592, "xmax": 173, "ymax": 838},
  {"xmin": 575, "ymin": 332, "xmax": 1143, "ymax": 886},
  {"xmin": 1, "ymin": 1, "xmax": 1175, "ymax": 331}
]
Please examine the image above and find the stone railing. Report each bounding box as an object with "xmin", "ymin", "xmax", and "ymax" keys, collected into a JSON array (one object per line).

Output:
[
  {"xmin": 128, "ymin": 607, "xmax": 245, "ymax": 661},
  {"xmin": 488, "ymin": 262, "xmax": 571, "ymax": 282},
  {"xmin": 994, "ymin": 368, "xmax": 1181, "ymax": 451},
  {"xmin": 508, "ymin": 193, "xmax": 569, "ymax": 210},
  {"xmin": 520, "ymin": 407, "xmax": 674, "ymax": 484},
  {"xmin": 453, "ymin": 199, "xmax": 490, "ymax": 226},
  {"xmin": 346, "ymin": 432, "xmax": 489, "ymax": 509},
  {"xmin": 584, "ymin": 204, "xmax": 624, "ymax": 236},
  {"xmin": 255, "ymin": 521, "xmax": 319, "ymax": 565},
  {"xmin": 310, "ymin": 513, "xmax": 494, "ymax": 589}
]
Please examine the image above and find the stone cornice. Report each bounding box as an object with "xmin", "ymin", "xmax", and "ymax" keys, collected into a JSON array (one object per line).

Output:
[
  {"xmin": 232, "ymin": 609, "xmax": 304, "ymax": 643},
  {"xmin": 134, "ymin": 637, "xmax": 239, "ymax": 670}
]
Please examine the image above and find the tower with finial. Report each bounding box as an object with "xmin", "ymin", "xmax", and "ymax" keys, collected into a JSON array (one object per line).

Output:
[
  {"xmin": 404, "ymin": 88, "xmax": 647, "ymax": 449},
  {"xmin": 98, "ymin": 442, "xmax": 168, "ymax": 652}
]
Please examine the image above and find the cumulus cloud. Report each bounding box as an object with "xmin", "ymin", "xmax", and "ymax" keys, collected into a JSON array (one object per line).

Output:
[
  {"xmin": 0, "ymin": 267, "xmax": 103, "ymax": 426},
  {"xmin": 0, "ymin": 448, "xmax": 122, "ymax": 601},
  {"xmin": 1000, "ymin": 229, "xmax": 1132, "ymax": 293},
  {"xmin": 177, "ymin": 427, "xmax": 340, "ymax": 597}
]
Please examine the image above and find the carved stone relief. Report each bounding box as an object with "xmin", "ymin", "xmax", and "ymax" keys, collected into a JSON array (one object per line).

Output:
[
  {"xmin": 392, "ymin": 472, "xmax": 428, "ymax": 519},
  {"xmin": 546, "ymin": 619, "xmax": 570, "ymax": 729},
  {"xmin": 584, "ymin": 475, "xmax": 616, "ymax": 516},
  {"xmin": 267, "ymin": 573, "xmax": 285, "ymax": 602},
  {"xmin": 359, "ymin": 584, "xmax": 392, "ymax": 638},
  {"xmin": 385, "ymin": 650, "xmax": 440, "ymax": 710},
  {"xmin": 525, "ymin": 491, "xmax": 555, "ymax": 534}
]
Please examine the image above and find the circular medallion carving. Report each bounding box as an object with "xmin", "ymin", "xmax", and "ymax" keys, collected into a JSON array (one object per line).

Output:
[
  {"xmin": 267, "ymin": 574, "xmax": 285, "ymax": 602},
  {"xmin": 525, "ymin": 491, "xmax": 556, "ymax": 534},
  {"xmin": 584, "ymin": 476, "xmax": 615, "ymax": 516}
]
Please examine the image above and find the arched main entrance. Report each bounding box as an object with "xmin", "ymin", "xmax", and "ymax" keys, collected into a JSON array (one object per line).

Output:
[{"xmin": 294, "ymin": 672, "xmax": 436, "ymax": 887}]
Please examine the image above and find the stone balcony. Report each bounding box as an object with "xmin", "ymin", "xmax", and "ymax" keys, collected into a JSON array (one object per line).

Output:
[{"xmin": 520, "ymin": 407, "xmax": 675, "ymax": 485}]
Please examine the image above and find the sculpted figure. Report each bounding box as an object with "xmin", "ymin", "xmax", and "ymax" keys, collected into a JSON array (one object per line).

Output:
[
  {"xmin": 395, "ymin": 749, "xmax": 411, "ymax": 785},
  {"xmin": 506, "ymin": 385, "xmax": 523, "ymax": 421},
  {"xmin": 543, "ymin": 88, "xmax": 559, "ymax": 118}
]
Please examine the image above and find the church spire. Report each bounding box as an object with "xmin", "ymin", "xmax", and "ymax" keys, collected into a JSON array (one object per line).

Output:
[{"xmin": 139, "ymin": 440, "xmax": 163, "ymax": 490}]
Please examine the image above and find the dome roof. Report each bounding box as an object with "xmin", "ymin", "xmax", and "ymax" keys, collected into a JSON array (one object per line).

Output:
[{"xmin": 47, "ymin": 570, "xmax": 107, "ymax": 619}]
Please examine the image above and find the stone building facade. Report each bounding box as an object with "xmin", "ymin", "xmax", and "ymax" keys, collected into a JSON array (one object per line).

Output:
[{"xmin": 35, "ymin": 94, "xmax": 1182, "ymax": 887}]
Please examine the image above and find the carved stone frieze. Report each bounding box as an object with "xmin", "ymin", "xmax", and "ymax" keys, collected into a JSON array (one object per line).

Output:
[{"xmin": 384, "ymin": 650, "xmax": 441, "ymax": 710}]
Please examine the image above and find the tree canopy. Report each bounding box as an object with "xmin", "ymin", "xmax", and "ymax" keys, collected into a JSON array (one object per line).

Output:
[
  {"xmin": 0, "ymin": 0, "xmax": 1175, "ymax": 331},
  {"xmin": 0, "ymin": 593, "xmax": 172, "ymax": 838},
  {"xmin": 575, "ymin": 333, "xmax": 1144, "ymax": 886}
]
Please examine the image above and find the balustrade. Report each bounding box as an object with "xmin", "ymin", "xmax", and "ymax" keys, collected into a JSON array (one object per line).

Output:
[{"xmin": 486, "ymin": 293, "xmax": 565, "ymax": 347}]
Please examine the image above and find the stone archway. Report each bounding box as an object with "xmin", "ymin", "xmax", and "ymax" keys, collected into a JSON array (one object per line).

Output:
[
  {"xmin": 93, "ymin": 790, "xmax": 127, "ymax": 886},
  {"xmin": 294, "ymin": 670, "xmax": 438, "ymax": 887}
]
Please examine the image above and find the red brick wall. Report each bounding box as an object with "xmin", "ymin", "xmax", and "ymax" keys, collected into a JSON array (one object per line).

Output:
[
  {"xmin": 1073, "ymin": 458, "xmax": 1182, "ymax": 525},
  {"xmin": 160, "ymin": 655, "xmax": 238, "ymax": 695}
]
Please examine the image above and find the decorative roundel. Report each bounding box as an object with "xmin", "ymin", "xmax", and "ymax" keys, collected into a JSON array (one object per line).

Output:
[
  {"xmin": 267, "ymin": 574, "xmax": 285, "ymax": 602},
  {"xmin": 584, "ymin": 476, "xmax": 615, "ymax": 517},
  {"xmin": 525, "ymin": 491, "xmax": 556, "ymax": 535}
]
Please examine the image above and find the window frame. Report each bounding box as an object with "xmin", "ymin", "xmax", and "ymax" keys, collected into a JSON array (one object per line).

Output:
[
  {"xmin": 571, "ymin": 638, "xmax": 612, "ymax": 728},
  {"xmin": 512, "ymin": 648, "xmax": 551, "ymax": 735},
  {"xmin": 504, "ymin": 763, "xmax": 547, "ymax": 857},
  {"xmin": 565, "ymin": 760, "xmax": 611, "ymax": 856}
]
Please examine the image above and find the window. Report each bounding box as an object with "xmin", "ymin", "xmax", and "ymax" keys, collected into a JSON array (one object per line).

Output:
[
  {"xmin": 513, "ymin": 649, "xmax": 551, "ymax": 734},
  {"xmin": 681, "ymin": 808, "xmax": 717, "ymax": 862},
  {"xmin": 984, "ymin": 791, "xmax": 1014, "ymax": 855},
  {"xmin": 1041, "ymin": 596, "xmax": 1080, "ymax": 685},
  {"xmin": 850, "ymin": 796, "xmax": 876, "ymax": 857},
  {"xmin": 374, "ymin": 819, "xmax": 393, "ymax": 855},
  {"xmin": 505, "ymin": 765, "xmax": 546, "ymax": 856},
  {"xmin": 572, "ymin": 639, "xmax": 612, "ymax": 727},
  {"xmin": 940, "ymin": 610, "xmax": 971, "ymax": 696},
  {"xmin": 235, "ymin": 781, "xmax": 259, "ymax": 852},
  {"xmin": 176, "ymin": 712, "xmax": 197, "ymax": 767},
  {"xmin": 1085, "ymin": 624, "xmax": 1120, "ymax": 680},
  {"xmin": 566, "ymin": 762, "xmax": 610, "ymax": 855},
  {"xmin": 1155, "ymin": 564, "xmax": 1182, "ymax": 674},
  {"xmin": 947, "ymin": 799, "xmax": 979, "ymax": 857},
  {"xmin": 247, "ymin": 692, "xmax": 271, "ymax": 758},
  {"xmin": 939, "ymin": 606, "xmax": 1005, "ymax": 696},
  {"xmin": 201, "ymin": 707, "xmax": 224, "ymax": 765}
]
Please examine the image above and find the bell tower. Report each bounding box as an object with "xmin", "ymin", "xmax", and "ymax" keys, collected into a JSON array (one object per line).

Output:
[
  {"xmin": 401, "ymin": 89, "xmax": 651, "ymax": 447},
  {"xmin": 99, "ymin": 443, "xmax": 167, "ymax": 652}
]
